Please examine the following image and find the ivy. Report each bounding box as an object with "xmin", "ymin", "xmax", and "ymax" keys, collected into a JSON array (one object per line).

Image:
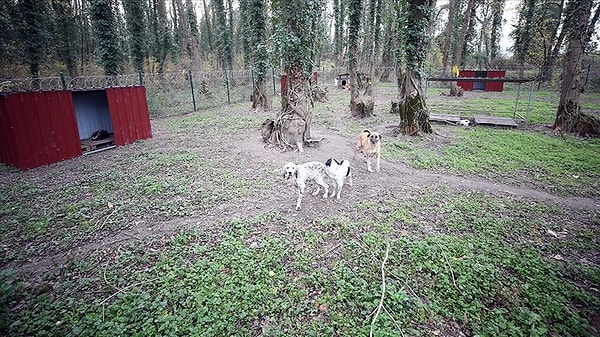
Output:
[
  {"xmin": 271, "ymin": 0, "xmax": 325, "ymax": 76},
  {"xmin": 89, "ymin": 0, "xmax": 123, "ymax": 75}
]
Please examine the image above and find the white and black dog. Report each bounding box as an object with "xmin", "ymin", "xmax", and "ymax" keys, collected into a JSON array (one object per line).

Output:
[
  {"xmin": 325, "ymin": 158, "xmax": 353, "ymax": 199},
  {"xmin": 282, "ymin": 161, "xmax": 329, "ymax": 211}
]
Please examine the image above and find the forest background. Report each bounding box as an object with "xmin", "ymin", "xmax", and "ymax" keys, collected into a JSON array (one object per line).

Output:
[{"xmin": 1, "ymin": 0, "xmax": 599, "ymax": 92}]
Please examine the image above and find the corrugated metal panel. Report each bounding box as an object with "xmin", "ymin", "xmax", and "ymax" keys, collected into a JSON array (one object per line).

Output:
[
  {"xmin": 43, "ymin": 91, "xmax": 82, "ymax": 162},
  {"xmin": 457, "ymin": 70, "xmax": 475, "ymax": 91},
  {"xmin": 0, "ymin": 94, "xmax": 19, "ymax": 167},
  {"xmin": 0, "ymin": 91, "xmax": 80, "ymax": 170},
  {"xmin": 106, "ymin": 86, "xmax": 152, "ymax": 146},
  {"xmin": 73, "ymin": 90, "xmax": 113, "ymax": 139},
  {"xmin": 485, "ymin": 70, "xmax": 506, "ymax": 92}
]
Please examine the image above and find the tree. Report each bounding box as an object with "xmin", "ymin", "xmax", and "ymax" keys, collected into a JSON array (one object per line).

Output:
[
  {"xmin": 395, "ymin": 0, "xmax": 434, "ymax": 136},
  {"xmin": 122, "ymin": 0, "xmax": 148, "ymax": 71},
  {"xmin": 333, "ymin": 0, "xmax": 346, "ymax": 66},
  {"xmin": 264, "ymin": 0, "xmax": 325, "ymax": 152},
  {"xmin": 186, "ymin": 0, "xmax": 202, "ymax": 69},
  {"xmin": 536, "ymin": 0, "xmax": 566, "ymax": 84},
  {"xmin": 148, "ymin": 0, "xmax": 172, "ymax": 73},
  {"xmin": 89, "ymin": 0, "xmax": 122, "ymax": 75},
  {"xmin": 441, "ymin": 0, "xmax": 456, "ymax": 77},
  {"xmin": 489, "ymin": 0, "xmax": 505, "ymax": 63},
  {"xmin": 379, "ymin": 0, "xmax": 397, "ymax": 82},
  {"xmin": 554, "ymin": 0, "xmax": 599, "ymax": 136},
  {"xmin": 213, "ymin": 0, "xmax": 234, "ymax": 70},
  {"xmin": 0, "ymin": 0, "xmax": 17, "ymax": 70},
  {"xmin": 16, "ymin": 0, "xmax": 49, "ymax": 78},
  {"xmin": 512, "ymin": 0, "xmax": 536, "ymax": 77},
  {"xmin": 243, "ymin": 0, "xmax": 271, "ymax": 110},
  {"xmin": 50, "ymin": 0, "xmax": 80, "ymax": 77},
  {"xmin": 349, "ymin": 0, "xmax": 374, "ymax": 118}
]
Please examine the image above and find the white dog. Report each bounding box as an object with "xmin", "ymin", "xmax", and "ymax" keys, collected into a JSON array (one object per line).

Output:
[
  {"xmin": 325, "ymin": 158, "xmax": 353, "ymax": 199},
  {"xmin": 282, "ymin": 162, "xmax": 329, "ymax": 211}
]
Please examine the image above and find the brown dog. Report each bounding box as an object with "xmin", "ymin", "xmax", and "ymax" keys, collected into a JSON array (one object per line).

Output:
[{"xmin": 353, "ymin": 129, "xmax": 381, "ymax": 172}]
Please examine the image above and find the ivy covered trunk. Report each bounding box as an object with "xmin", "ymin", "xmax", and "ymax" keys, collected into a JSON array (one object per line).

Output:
[
  {"xmin": 252, "ymin": 80, "xmax": 270, "ymax": 111},
  {"xmin": 349, "ymin": 0, "xmax": 374, "ymax": 118},
  {"xmin": 398, "ymin": 69, "xmax": 432, "ymax": 135},
  {"xmin": 264, "ymin": 0, "xmax": 323, "ymax": 151},
  {"xmin": 553, "ymin": 0, "xmax": 599, "ymax": 137},
  {"xmin": 395, "ymin": 0, "xmax": 433, "ymax": 136},
  {"xmin": 269, "ymin": 63, "xmax": 312, "ymax": 152}
]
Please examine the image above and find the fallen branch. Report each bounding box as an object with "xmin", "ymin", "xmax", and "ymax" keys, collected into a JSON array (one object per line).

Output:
[
  {"xmin": 441, "ymin": 249, "xmax": 461, "ymax": 294},
  {"xmin": 369, "ymin": 241, "xmax": 390, "ymax": 337}
]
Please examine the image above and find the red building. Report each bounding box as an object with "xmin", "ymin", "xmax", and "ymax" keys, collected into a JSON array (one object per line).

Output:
[
  {"xmin": 0, "ymin": 85, "xmax": 152, "ymax": 170},
  {"xmin": 457, "ymin": 70, "xmax": 506, "ymax": 92}
]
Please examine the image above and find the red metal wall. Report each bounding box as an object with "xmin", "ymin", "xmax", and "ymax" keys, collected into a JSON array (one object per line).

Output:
[
  {"xmin": 485, "ymin": 70, "xmax": 506, "ymax": 92},
  {"xmin": 1, "ymin": 86, "xmax": 152, "ymax": 170},
  {"xmin": 457, "ymin": 70, "xmax": 476, "ymax": 91},
  {"xmin": 0, "ymin": 91, "xmax": 81, "ymax": 170},
  {"xmin": 106, "ymin": 86, "xmax": 152, "ymax": 146}
]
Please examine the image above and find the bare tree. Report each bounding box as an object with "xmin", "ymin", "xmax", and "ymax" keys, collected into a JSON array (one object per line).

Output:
[{"xmin": 554, "ymin": 0, "xmax": 599, "ymax": 136}]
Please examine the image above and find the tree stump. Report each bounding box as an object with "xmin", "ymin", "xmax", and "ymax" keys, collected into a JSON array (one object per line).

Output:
[
  {"xmin": 450, "ymin": 82, "xmax": 463, "ymax": 97},
  {"xmin": 390, "ymin": 99, "xmax": 400, "ymax": 114}
]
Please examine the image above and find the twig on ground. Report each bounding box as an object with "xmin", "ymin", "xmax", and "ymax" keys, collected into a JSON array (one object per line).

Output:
[
  {"xmin": 441, "ymin": 249, "xmax": 461, "ymax": 294},
  {"xmin": 383, "ymin": 304, "xmax": 405, "ymax": 337},
  {"xmin": 96, "ymin": 208, "xmax": 116, "ymax": 231},
  {"xmin": 318, "ymin": 243, "xmax": 342, "ymax": 259},
  {"xmin": 369, "ymin": 241, "xmax": 390, "ymax": 337},
  {"xmin": 101, "ymin": 277, "xmax": 159, "ymax": 321}
]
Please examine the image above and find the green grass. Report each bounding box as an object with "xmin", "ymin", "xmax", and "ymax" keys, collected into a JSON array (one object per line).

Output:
[
  {"xmin": 1, "ymin": 84, "xmax": 599, "ymax": 336},
  {"xmin": 3, "ymin": 191, "xmax": 598, "ymax": 336},
  {"xmin": 385, "ymin": 127, "xmax": 600, "ymax": 196}
]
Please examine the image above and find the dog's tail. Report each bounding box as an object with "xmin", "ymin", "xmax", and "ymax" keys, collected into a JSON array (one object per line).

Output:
[{"xmin": 362, "ymin": 129, "xmax": 371, "ymax": 135}]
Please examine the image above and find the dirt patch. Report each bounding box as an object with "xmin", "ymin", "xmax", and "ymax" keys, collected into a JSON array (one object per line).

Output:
[{"xmin": 10, "ymin": 120, "xmax": 599, "ymax": 276}]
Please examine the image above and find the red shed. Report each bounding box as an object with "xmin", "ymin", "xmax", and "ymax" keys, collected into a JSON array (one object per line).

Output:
[
  {"xmin": 457, "ymin": 70, "xmax": 475, "ymax": 91},
  {"xmin": 0, "ymin": 85, "xmax": 152, "ymax": 170},
  {"xmin": 485, "ymin": 70, "xmax": 506, "ymax": 92}
]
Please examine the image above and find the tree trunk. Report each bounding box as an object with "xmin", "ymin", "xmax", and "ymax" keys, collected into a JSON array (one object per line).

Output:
[
  {"xmin": 554, "ymin": 0, "xmax": 599, "ymax": 137},
  {"xmin": 252, "ymin": 80, "xmax": 270, "ymax": 111},
  {"xmin": 348, "ymin": 0, "xmax": 374, "ymax": 118},
  {"xmin": 442, "ymin": 0, "xmax": 456, "ymax": 77},
  {"xmin": 452, "ymin": 0, "xmax": 475, "ymax": 69},
  {"xmin": 397, "ymin": 69, "xmax": 432, "ymax": 135},
  {"xmin": 268, "ymin": 63, "xmax": 311, "ymax": 152}
]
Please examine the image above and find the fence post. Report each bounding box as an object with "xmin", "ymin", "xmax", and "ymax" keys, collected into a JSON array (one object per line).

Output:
[
  {"xmin": 138, "ymin": 70, "xmax": 144, "ymax": 86},
  {"xmin": 59, "ymin": 72, "xmax": 66, "ymax": 90},
  {"xmin": 272, "ymin": 68, "xmax": 276, "ymax": 95},
  {"xmin": 224, "ymin": 69, "xmax": 231, "ymax": 104},
  {"xmin": 251, "ymin": 69, "xmax": 255, "ymax": 101},
  {"xmin": 189, "ymin": 70, "xmax": 197, "ymax": 112}
]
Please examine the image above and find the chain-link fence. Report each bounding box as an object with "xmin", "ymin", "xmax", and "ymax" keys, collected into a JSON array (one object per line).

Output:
[{"xmin": 2, "ymin": 64, "xmax": 597, "ymax": 118}]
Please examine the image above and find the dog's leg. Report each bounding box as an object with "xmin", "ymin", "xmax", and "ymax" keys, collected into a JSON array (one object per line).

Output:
[
  {"xmin": 296, "ymin": 182, "xmax": 305, "ymax": 211},
  {"xmin": 296, "ymin": 141, "xmax": 304, "ymax": 153},
  {"xmin": 334, "ymin": 177, "xmax": 343, "ymax": 199},
  {"xmin": 366, "ymin": 157, "xmax": 374, "ymax": 173},
  {"xmin": 376, "ymin": 153, "xmax": 381, "ymax": 172},
  {"xmin": 312, "ymin": 185, "xmax": 321, "ymax": 196},
  {"xmin": 329, "ymin": 179, "xmax": 338, "ymax": 198},
  {"xmin": 314, "ymin": 177, "xmax": 329, "ymax": 198}
]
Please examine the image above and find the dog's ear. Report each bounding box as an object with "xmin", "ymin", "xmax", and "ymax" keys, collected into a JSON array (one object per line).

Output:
[
  {"xmin": 346, "ymin": 167, "xmax": 351, "ymax": 177},
  {"xmin": 325, "ymin": 158, "xmax": 332, "ymax": 167}
]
